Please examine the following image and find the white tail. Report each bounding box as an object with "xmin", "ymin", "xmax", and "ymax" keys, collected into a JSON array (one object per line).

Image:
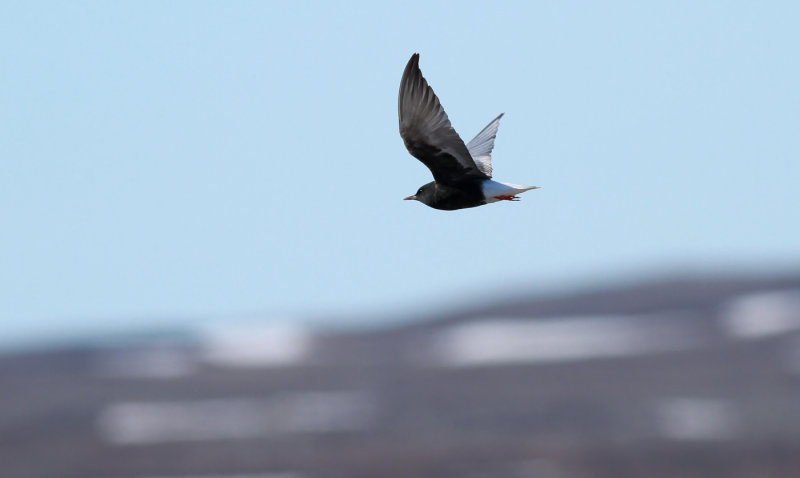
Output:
[{"xmin": 481, "ymin": 180, "xmax": 540, "ymax": 203}]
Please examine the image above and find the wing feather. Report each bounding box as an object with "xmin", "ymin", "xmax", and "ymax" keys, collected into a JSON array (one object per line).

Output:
[
  {"xmin": 466, "ymin": 113, "xmax": 504, "ymax": 178},
  {"xmin": 398, "ymin": 54, "xmax": 488, "ymax": 184}
]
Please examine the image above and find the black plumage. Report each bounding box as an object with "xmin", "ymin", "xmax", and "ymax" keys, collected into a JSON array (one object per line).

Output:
[{"xmin": 398, "ymin": 53, "xmax": 538, "ymax": 211}]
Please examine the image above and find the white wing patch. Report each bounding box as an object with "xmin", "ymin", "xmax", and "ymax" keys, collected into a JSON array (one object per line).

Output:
[{"xmin": 466, "ymin": 113, "xmax": 504, "ymax": 178}]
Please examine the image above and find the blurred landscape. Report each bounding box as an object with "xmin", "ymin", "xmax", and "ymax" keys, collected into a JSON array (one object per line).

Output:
[
  {"xmin": 4, "ymin": 2, "xmax": 800, "ymax": 477},
  {"xmin": 3, "ymin": 271, "xmax": 800, "ymax": 478}
]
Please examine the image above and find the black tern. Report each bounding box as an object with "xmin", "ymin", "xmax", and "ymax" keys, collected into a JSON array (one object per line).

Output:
[{"xmin": 398, "ymin": 53, "xmax": 539, "ymax": 210}]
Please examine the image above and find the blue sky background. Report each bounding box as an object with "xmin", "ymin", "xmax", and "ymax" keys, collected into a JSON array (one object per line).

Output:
[{"xmin": 2, "ymin": 1, "xmax": 799, "ymax": 348}]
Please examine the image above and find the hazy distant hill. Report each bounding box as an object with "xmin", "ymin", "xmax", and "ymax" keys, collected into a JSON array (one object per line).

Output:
[{"xmin": 2, "ymin": 272, "xmax": 800, "ymax": 478}]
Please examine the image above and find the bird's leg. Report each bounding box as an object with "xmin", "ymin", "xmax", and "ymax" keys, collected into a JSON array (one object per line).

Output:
[{"xmin": 494, "ymin": 195, "xmax": 520, "ymax": 201}]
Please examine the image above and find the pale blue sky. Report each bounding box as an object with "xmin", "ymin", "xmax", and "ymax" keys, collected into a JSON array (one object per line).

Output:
[{"xmin": 2, "ymin": 1, "xmax": 799, "ymax": 348}]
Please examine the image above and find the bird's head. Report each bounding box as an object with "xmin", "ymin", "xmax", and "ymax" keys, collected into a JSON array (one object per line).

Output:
[{"xmin": 403, "ymin": 182, "xmax": 436, "ymax": 207}]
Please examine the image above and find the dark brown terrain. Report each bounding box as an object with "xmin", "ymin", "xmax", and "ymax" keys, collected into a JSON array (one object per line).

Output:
[{"xmin": 2, "ymin": 273, "xmax": 800, "ymax": 478}]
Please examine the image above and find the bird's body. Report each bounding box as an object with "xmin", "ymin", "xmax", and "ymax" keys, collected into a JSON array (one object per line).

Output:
[
  {"xmin": 410, "ymin": 179, "xmax": 538, "ymax": 211},
  {"xmin": 398, "ymin": 53, "xmax": 538, "ymax": 210}
]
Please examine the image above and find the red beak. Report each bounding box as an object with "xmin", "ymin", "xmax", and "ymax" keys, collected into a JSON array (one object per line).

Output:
[{"xmin": 403, "ymin": 195, "xmax": 417, "ymax": 201}]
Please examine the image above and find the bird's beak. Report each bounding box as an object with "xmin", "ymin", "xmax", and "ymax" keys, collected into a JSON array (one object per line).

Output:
[{"xmin": 403, "ymin": 195, "xmax": 417, "ymax": 201}]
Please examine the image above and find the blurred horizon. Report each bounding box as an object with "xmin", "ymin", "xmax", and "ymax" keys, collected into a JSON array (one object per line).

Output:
[
  {"xmin": 4, "ymin": 263, "xmax": 800, "ymax": 353},
  {"xmin": 4, "ymin": 267, "xmax": 800, "ymax": 477}
]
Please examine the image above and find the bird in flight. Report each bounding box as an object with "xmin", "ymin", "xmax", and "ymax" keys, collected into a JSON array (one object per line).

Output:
[{"xmin": 398, "ymin": 53, "xmax": 539, "ymax": 210}]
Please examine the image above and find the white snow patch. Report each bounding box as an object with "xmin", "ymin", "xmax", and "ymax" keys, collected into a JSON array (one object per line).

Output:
[
  {"xmin": 199, "ymin": 323, "xmax": 311, "ymax": 368},
  {"xmin": 434, "ymin": 315, "xmax": 693, "ymax": 367},
  {"xmin": 97, "ymin": 391, "xmax": 375, "ymax": 445},
  {"xmin": 656, "ymin": 398, "xmax": 739, "ymax": 440},
  {"xmin": 720, "ymin": 290, "xmax": 800, "ymax": 339}
]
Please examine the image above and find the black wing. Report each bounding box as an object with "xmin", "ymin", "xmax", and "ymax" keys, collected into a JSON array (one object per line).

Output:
[{"xmin": 398, "ymin": 53, "xmax": 489, "ymax": 184}]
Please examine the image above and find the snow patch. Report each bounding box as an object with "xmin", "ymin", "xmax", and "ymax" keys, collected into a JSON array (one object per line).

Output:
[
  {"xmin": 434, "ymin": 314, "xmax": 694, "ymax": 367},
  {"xmin": 97, "ymin": 391, "xmax": 375, "ymax": 445},
  {"xmin": 199, "ymin": 323, "xmax": 311, "ymax": 368},
  {"xmin": 720, "ymin": 290, "xmax": 800, "ymax": 339},
  {"xmin": 656, "ymin": 398, "xmax": 739, "ymax": 440}
]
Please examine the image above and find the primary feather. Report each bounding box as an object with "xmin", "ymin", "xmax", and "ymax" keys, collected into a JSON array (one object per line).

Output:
[{"xmin": 398, "ymin": 54, "xmax": 489, "ymax": 185}]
